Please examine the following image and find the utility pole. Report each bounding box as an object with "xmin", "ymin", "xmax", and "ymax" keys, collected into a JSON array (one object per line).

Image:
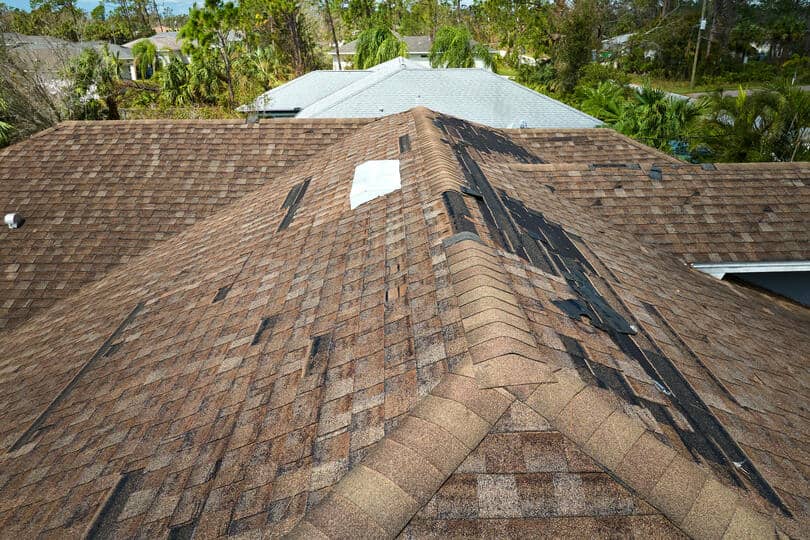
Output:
[{"xmin": 690, "ymin": 0, "xmax": 707, "ymax": 89}]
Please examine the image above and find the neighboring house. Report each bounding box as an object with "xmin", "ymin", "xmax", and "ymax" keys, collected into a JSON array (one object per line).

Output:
[
  {"xmin": 0, "ymin": 108, "xmax": 808, "ymax": 538},
  {"xmin": 330, "ymin": 33, "xmax": 492, "ymax": 71},
  {"xmin": 122, "ymin": 30, "xmax": 243, "ymax": 80},
  {"xmin": 2, "ymin": 32, "xmax": 135, "ymax": 83},
  {"xmin": 123, "ymin": 31, "xmax": 185, "ymax": 80},
  {"xmin": 241, "ymin": 57, "xmax": 600, "ymax": 128}
]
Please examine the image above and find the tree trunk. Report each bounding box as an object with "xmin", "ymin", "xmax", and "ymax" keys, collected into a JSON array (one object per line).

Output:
[
  {"xmin": 217, "ymin": 31, "xmax": 234, "ymax": 106},
  {"xmin": 152, "ymin": 0, "xmax": 163, "ymax": 31},
  {"xmin": 706, "ymin": 0, "xmax": 737, "ymax": 59},
  {"xmin": 105, "ymin": 96, "xmax": 120, "ymax": 120},
  {"xmin": 287, "ymin": 13, "xmax": 305, "ymax": 75},
  {"xmin": 324, "ymin": 0, "xmax": 341, "ymax": 69}
]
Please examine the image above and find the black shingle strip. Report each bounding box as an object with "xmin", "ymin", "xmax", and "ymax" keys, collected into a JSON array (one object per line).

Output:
[
  {"xmin": 8, "ymin": 302, "xmax": 145, "ymax": 452},
  {"xmin": 251, "ymin": 316, "xmax": 277, "ymax": 346},
  {"xmin": 278, "ymin": 178, "xmax": 311, "ymax": 231},
  {"xmin": 85, "ymin": 469, "xmax": 144, "ymax": 539},
  {"xmin": 441, "ymin": 191, "xmax": 477, "ymax": 235},
  {"xmin": 399, "ymin": 134, "xmax": 411, "ymax": 153}
]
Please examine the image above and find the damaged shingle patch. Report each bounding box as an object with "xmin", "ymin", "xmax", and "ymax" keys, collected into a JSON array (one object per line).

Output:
[
  {"xmin": 85, "ymin": 469, "xmax": 144, "ymax": 539},
  {"xmin": 278, "ymin": 177, "xmax": 311, "ymax": 230},
  {"xmin": 9, "ymin": 302, "xmax": 144, "ymax": 452},
  {"xmin": 251, "ymin": 316, "xmax": 277, "ymax": 346}
]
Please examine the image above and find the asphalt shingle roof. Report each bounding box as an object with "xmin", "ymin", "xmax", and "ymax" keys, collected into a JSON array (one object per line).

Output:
[{"xmin": 0, "ymin": 109, "xmax": 807, "ymax": 538}]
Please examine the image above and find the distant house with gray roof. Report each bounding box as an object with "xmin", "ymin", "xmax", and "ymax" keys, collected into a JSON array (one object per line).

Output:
[
  {"xmin": 240, "ymin": 57, "xmax": 600, "ymax": 128},
  {"xmin": 2, "ymin": 32, "xmax": 135, "ymax": 83}
]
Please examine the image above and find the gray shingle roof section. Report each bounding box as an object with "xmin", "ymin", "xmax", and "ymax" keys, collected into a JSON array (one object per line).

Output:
[
  {"xmin": 240, "ymin": 70, "xmax": 369, "ymax": 112},
  {"xmin": 333, "ymin": 34, "xmax": 432, "ymax": 55},
  {"xmin": 296, "ymin": 62, "xmax": 601, "ymax": 128}
]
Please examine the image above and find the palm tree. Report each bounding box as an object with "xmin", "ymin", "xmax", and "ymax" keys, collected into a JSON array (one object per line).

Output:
[
  {"xmin": 700, "ymin": 88, "xmax": 780, "ymax": 162},
  {"xmin": 429, "ymin": 25, "xmax": 493, "ymax": 69},
  {"xmin": 238, "ymin": 45, "xmax": 291, "ymax": 90},
  {"xmin": 578, "ymin": 81, "xmax": 625, "ymax": 123},
  {"xmin": 616, "ymin": 87, "xmax": 706, "ymax": 152},
  {"xmin": 700, "ymin": 82, "xmax": 810, "ymax": 162},
  {"xmin": 353, "ymin": 26, "xmax": 407, "ymax": 69},
  {"xmin": 158, "ymin": 54, "xmax": 192, "ymax": 106},
  {"xmin": 132, "ymin": 39, "xmax": 159, "ymax": 79}
]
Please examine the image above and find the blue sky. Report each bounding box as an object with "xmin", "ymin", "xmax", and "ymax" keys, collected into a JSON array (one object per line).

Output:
[{"xmin": 4, "ymin": 0, "xmax": 195, "ymax": 14}]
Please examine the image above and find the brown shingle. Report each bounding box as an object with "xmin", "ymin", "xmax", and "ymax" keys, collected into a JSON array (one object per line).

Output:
[{"xmin": 0, "ymin": 108, "xmax": 803, "ymax": 539}]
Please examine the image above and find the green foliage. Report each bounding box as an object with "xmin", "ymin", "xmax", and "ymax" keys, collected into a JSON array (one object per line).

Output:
[
  {"xmin": 700, "ymin": 82, "xmax": 810, "ymax": 162},
  {"xmin": 782, "ymin": 55, "xmax": 810, "ymax": 84},
  {"xmin": 578, "ymin": 80, "xmax": 626, "ymax": 122},
  {"xmin": 157, "ymin": 54, "xmax": 193, "ymax": 106},
  {"xmin": 63, "ymin": 45, "xmax": 123, "ymax": 120},
  {"xmin": 578, "ymin": 83, "xmax": 707, "ymax": 155},
  {"xmin": 577, "ymin": 63, "xmax": 631, "ymax": 90},
  {"xmin": 620, "ymin": 9, "xmax": 700, "ymax": 80},
  {"xmin": 515, "ymin": 62, "xmax": 557, "ymax": 94},
  {"xmin": 471, "ymin": 0, "xmax": 552, "ymax": 63},
  {"xmin": 131, "ymin": 38, "xmax": 158, "ymax": 79},
  {"xmin": 238, "ymin": 0, "xmax": 320, "ymax": 75},
  {"xmin": 180, "ymin": 0, "xmax": 240, "ymax": 105},
  {"xmin": 0, "ymin": 95, "xmax": 13, "ymax": 147},
  {"xmin": 234, "ymin": 44, "xmax": 292, "ymax": 100},
  {"xmin": 429, "ymin": 25, "xmax": 492, "ymax": 69},
  {"xmin": 554, "ymin": 0, "xmax": 601, "ymax": 95},
  {"xmin": 353, "ymin": 25, "xmax": 407, "ymax": 69}
]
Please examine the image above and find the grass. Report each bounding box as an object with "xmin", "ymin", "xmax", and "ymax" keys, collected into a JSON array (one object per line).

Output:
[{"xmin": 628, "ymin": 76, "xmax": 767, "ymax": 95}]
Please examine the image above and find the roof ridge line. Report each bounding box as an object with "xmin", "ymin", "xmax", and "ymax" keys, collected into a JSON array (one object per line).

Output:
[
  {"xmin": 288, "ymin": 231, "xmax": 557, "ymax": 537},
  {"xmin": 288, "ymin": 362, "xmax": 516, "ymax": 538},
  {"xmin": 440, "ymin": 236, "xmax": 783, "ymax": 539},
  {"xmin": 410, "ymin": 107, "xmax": 466, "ymax": 196}
]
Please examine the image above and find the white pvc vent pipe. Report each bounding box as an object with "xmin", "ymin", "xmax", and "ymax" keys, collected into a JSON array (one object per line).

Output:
[{"xmin": 350, "ymin": 160, "xmax": 401, "ymax": 210}]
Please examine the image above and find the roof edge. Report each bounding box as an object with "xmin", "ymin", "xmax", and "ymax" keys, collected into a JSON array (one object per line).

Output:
[{"xmin": 692, "ymin": 260, "xmax": 810, "ymax": 279}]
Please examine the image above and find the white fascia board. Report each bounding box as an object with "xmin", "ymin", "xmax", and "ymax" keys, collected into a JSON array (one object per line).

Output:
[{"xmin": 691, "ymin": 261, "xmax": 810, "ymax": 279}]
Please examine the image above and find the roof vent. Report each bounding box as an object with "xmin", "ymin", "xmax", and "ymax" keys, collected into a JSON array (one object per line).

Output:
[
  {"xmin": 4, "ymin": 213, "xmax": 23, "ymax": 229},
  {"xmin": 350, "ymin": 160, "xmax": 401, "ymax": 209}
]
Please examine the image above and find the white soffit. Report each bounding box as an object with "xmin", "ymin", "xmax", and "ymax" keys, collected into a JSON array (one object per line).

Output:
[
  {"xmin": 691, "ymin": 261, "xmax": 810, "ymax": 279},
  {"xmin": 350, "ymin": 160, "xmax": 401, "ymax": 210}
]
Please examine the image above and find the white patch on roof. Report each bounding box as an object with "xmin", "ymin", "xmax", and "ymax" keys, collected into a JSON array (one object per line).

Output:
[{"xmin": 350, "ymin": 160, "xmax": 401, "ymax": 210}]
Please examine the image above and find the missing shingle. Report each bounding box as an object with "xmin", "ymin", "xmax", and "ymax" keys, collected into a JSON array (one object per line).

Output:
[
  {"xmin": 432, "ymin": 115, "xmax": 544, "ymax": 164},
  {"xmin": 86, "ymin": 469, "xmax": 144, "ymax": 540},
  {"xmin": 251, "ymin": 316, "xmax": 277, "ymax": 346},
  {"xmin": 701, "ymin": 163, "xmax": 717, "ymax": 171},
  {"xmin": 9, "ymin": 302, "xmax": 144, "ymax": 452},
  {"xmin": 559, "ymin": 334, "xmax": 597, "ymax": 385},
  {"xmin": 588, "ymin": 163, "xmax": 641, "ymax": 170},
  {"xmin": 305, "ymin": 334, "xmax": 333, "ymax": 379},
  {"xmin": 442, "ymin": 191, "xmax": 477, "ymax": 235},
  {"xmin": 398, "ymin": 134, "xmax": 411, "ymax": 153},
  {"xmin": 648, "ymin": 166, "xmax": 663, "ymax": 181},
  {"xmin": 213, "ymin": 285, "xmax": 231, "ymax": 303},
  {"xmin": 278, "ymin": 178, "xmax": 311, "ymax": 230},
  {"xmin": 167, "ymin": 521, "xmax": 197, "ymax": 540}
]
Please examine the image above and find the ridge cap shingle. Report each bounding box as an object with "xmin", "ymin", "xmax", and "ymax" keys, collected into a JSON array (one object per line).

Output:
[{"xmin": 292, "ymin": 231, "xmax": 783, "ymax": 538}]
